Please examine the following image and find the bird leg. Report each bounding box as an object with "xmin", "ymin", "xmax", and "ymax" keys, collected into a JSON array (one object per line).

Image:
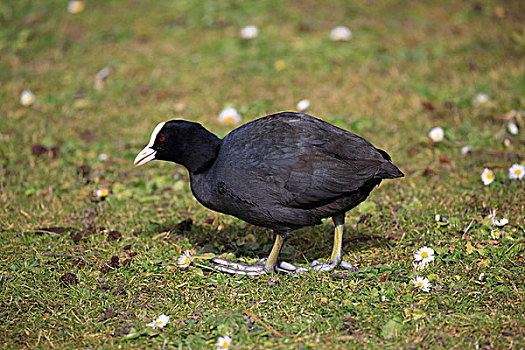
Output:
[
  {"xmin": 196, "ymin": 217, "xmax": 358, "ymax": 275},
  {"xmin": 207, "ymin": 234, "xmax": 286, "ymax": 275},
  {"xmin": 277, "ymin": 215, "xmax": 358, "ymax": 273}
]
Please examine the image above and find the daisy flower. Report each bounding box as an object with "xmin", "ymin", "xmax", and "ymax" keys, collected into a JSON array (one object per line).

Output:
[
  {"xmin": 330, "ymin": 26, "xmax": 352, "ymax": 41},
  {"xmin": 67, "ymin": 0, "xmax": 85, "ymax": 14},
  {"xmin": 20, "ymin": 90, "xmax": 35, "ymax": 106},
  {"xmin": 472, "ymin": 93, "xmax": 489, "ymax": 107},
  {"xmin": 218, "ymin": 108, "xmax": 241, "ymax": 126},
  {"xmin": 481, "ymin": 168, "xmax": 495, "ymax": 186},
  {"xmin": 411, "ymin": 276, "xmax": 431, "ymax": 292},
  {"xmin": 490, "ymin": 210, "xmax": 509, "ymax": 227},
  {"xmin": 96, "ymin": 188, "xmax": 109, "ymax": 199},
  {"xmin": 490, "ymin": 229, "xmax": 503, "ymax": 240},
  {"xmin": 240, "ymin": 25, "xmax": 259, "ymax": 39},
  {"xmin": 215, "ymin": 335, "xmax": 232, "ymax": 350},
  {"xmin": 461, "ymin": 145, "xmax": 472, "ymax": 155},
  {"xmin": 348, "ymin": 279, "xmax": 360, "ymax": 287},
  {"xmin": 177, "ymin": 250, "xmax": 193, "ymax": 268},
  {"xmin": 508, "ymin": 164, "xmax": 525, "ymax": 180},
  {"xmin": 296, "ymin": 99, "xmax": 310, "ymax": 112},
  {"xmin": 507, "ymin": 121, "xmax": 519, "ymax": 135},
  {"xmin": 146, "ymin": 314, "xmax": 170, "ymax": 329},
  {"xmin": 414, "ymin": 246, "xmax": 435, "ymax": 267},
  {"xmin": 428, "ymin": 127, "xmax": 444, "ymax": 143}
]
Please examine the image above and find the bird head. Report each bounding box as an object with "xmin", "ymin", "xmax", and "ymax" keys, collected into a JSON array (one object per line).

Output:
[{"xmin": 134, "ymin": 120, "xmax": 221, "ymax": 172}]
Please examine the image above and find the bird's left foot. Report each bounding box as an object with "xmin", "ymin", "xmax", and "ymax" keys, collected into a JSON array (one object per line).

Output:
[
  {"xmin": 208, "ymin": 257, "xmax": 269, "ymax": 276},
  {"xmin": 277, "ymin": 259, "xmax": 358, "ymax": 274}
]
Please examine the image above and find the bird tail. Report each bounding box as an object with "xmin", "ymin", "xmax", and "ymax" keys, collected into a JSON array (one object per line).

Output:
[{"xmin": 375, "ymin": 162, "xmax": 404, "ymax": 179}]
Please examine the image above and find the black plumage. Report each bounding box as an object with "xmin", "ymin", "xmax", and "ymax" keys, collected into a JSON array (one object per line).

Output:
[{"xmin": 135, "ymin": 112, "xmax": 403, "ymax": 274}]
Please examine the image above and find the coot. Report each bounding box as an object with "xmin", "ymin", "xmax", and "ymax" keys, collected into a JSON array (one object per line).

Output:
[{"xmin": 135, "ymin": 112, "xmax": 403, "ymax": 275}]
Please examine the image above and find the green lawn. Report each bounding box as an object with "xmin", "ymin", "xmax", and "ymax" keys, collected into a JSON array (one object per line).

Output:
[{"xmin": 1, "ymin": 0, "xmax": 524, "ymax": 348}]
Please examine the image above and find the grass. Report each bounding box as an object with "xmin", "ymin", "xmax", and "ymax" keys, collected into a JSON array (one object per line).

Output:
[{"xmin": 1, "ymin": 0, "xmax": 524, "ymax": 348}]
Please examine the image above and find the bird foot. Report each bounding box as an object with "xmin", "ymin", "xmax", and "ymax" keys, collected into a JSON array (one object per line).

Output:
[
  {"xmin": 208, "ymin": 257, "xmax": 268, "ymax": 276},
  {"xmin": 339, "ymin": 260, "xmax": 359, "ymax": 272},
  {"xmin": 278, "ymin": 259, "xmax": 358, "ymax": 274},
  {"xmin": 203, "ymin": 257, "xmax": 358, "ymax": 276}
]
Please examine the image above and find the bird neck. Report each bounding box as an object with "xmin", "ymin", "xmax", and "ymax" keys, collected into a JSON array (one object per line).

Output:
[{"xmin": 179, "ymin": 128, "xmax": 221, "ymax": 174}]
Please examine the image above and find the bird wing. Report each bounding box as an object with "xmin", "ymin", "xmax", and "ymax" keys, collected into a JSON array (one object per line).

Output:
[
  {"xmin": 218, "ymin": 113, "xmax": 400, "ymax": 209},
  {"xmin": 273, "ymin": 149, "xmax": 388, "ymax": 207}
]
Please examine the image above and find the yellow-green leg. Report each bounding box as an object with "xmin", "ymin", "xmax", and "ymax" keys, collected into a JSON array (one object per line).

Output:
[
  {"xmin": 209, "ymin": 233, "xmax": 286, "ymax": 275},
  {"xmin": 279, "ymin": 214, "xmax": 357, "ymax": 273}
]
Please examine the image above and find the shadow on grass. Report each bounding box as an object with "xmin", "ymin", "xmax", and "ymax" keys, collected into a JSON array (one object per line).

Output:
[{"xmin": 167, "ymin": 218, "xmax": 394, "ymax": 264}]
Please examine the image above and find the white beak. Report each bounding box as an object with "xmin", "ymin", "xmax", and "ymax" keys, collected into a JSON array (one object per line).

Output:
[
  {"xmin": 134, "ymin": 147, "xmax": 157, "ymax": 167},
  {"xmin": 134, "ymin": 121, "xmax": 166, "ymax": 167}
]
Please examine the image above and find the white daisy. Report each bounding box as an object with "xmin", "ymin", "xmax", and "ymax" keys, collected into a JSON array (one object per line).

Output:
[
  {"xmin": 98, "ymin": 153, "xmax": 109, "ymax": 161},
  {"xmin": 481, "ymin": 168, "xmax": 495, "ymax": 186},
  {"xmin": 177, "ymin": 250, "xmax": 193, "ymax": 268},
  {"xmin": 472, "ymin": 93, "xmax": 489, "ymax": 107},
  {"xmin": 411, "ymin": 276, "xmax": 431, "ymax": 292},
  {"xmin": 296, "ymin": 99, "xmax": 310, "ymax": 112},
  {"xmin": 218, "ymin": 107, "xmax": 242, "ymax": 126},
  {"xmin": 67, "ymin": 0, "xmax": 85, "ymax": 14},
  {"xmin": 215, "ymin": 335, "xmax": 232, "ymax": 350},
  {"xmin": 490, "ymin": 229, "xmax": 503, "ymax": 240},
  {"xmin": 146, "ymin": 314, "xmax": 170, "ymax": 329},
  {"xmin": 505, "ymin": 110, "xmax": 519, "ymax": 119},
  {"xmin": 491, "ymin": 213, "xmax": 509, "ymax": 227},
  {"xmin": 428, "ymin": 127, "xmax": 444, "ymax": 143},
  {"xmin": 20, "ymin": 90, "xmax": 35, "ymax": 106},
  {"xmin": 330, "ymin": 26, "xmax": 352, "ymax": 41},
  {"xmin": 414, "ymin": 246, "xmax": 435, "ymax": 266},
  {"xmin": 95, "ymin": 188, "xmax": 109, "ymax": 198},
  {"xmin": 461, "ymin": 145, "xmax": 472, "ymax": 155},
  {"xmin": 240, "ymin": 25, "xmax": 259, "ymax": 39},
  {"xmin": 348, "ymin": 279, "xmax": 360, "ymax": 287},
  {"xmin": 508, "ymin": 164, "xmax": 525, "ymax": 180},
  {"xmin": 507, "ymin": 121, "xmax": 519, "ymax": 135}
]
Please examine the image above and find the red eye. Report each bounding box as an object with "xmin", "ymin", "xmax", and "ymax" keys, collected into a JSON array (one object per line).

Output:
[{"xmin": 159, "ymin": 136, "xmax": 165, "ymax": 141}]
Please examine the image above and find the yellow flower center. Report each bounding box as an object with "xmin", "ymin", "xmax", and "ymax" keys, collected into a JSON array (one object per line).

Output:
[
  {"xmin": 486, "ymin": 172, "xmax": 493, "ymax": 180},
  {"xmin": 69, "ymin": 1, "xmax": 85, "ymax": 13},
  {"xmin": 156, "ymin": 320, "xmax": 163, "ymax": 326},
  {"xmin": 184, "ymin": 257, "xmax": 191, "ymax": 264},
  {"xmin": 221, "ymin": 341, "xmax": 228, "ymax": 348},
  {"xmin": 421, "ymin": 252, "xmax": 428, "ymax": 258},
  {"xmin": 417, "ymin": 282, "xmax": 423, "ymax": 287},
  {"xmin": 224, "ymin": 115, "xmax": 235, "ymax": 125},
  {"xmin": 22, "ymin": 96, "xmax": 33, "ymax": 105},
  {"xmin": 349, "ymin": 281, "xmax": 356, "ymax": 287},
  {"xmin": 493, "ymin": 231, "xmax": 500, "ymax": 237},
  {"xmin": 516, "ymin": 169, "xmax": 522, "ymax": 175}
]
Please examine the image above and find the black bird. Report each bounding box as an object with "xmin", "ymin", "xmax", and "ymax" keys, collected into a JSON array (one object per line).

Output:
[{"xmin": 134, "ymin": 112, "xmax": 403, "ymax": 275}]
